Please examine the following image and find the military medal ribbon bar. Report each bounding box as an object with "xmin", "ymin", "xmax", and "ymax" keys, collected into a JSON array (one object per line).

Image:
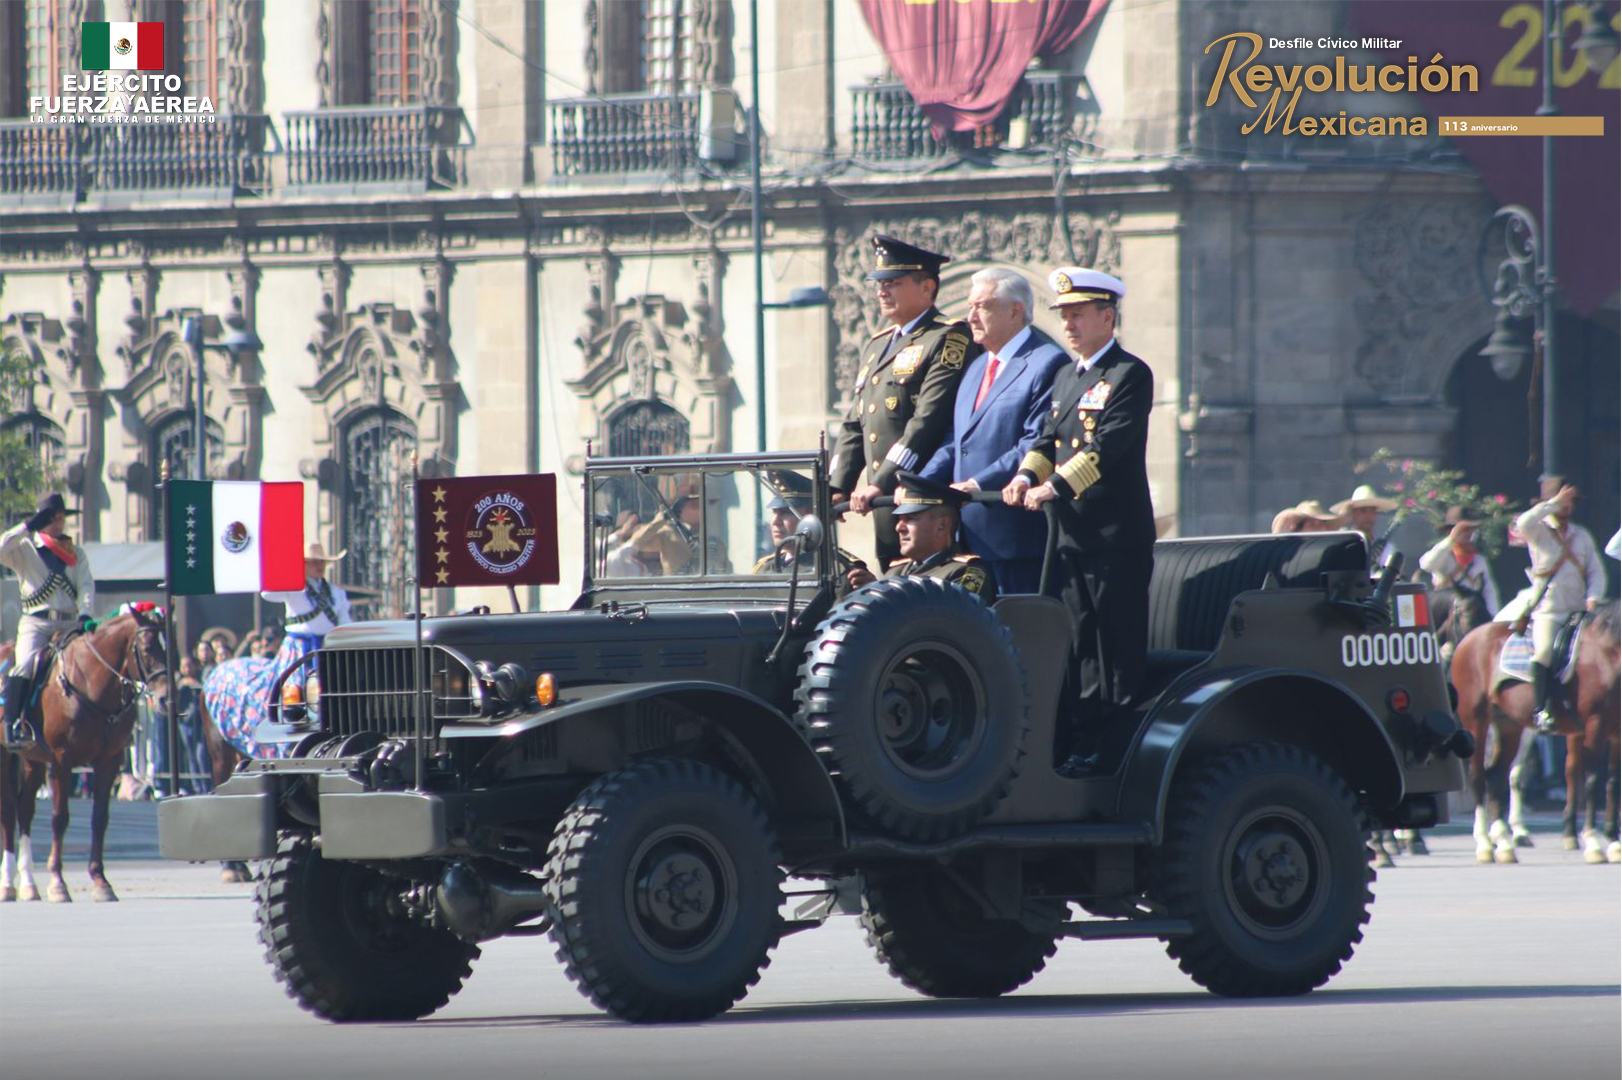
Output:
[{"xmin": 416, "ymin": 474, "xmax": 560, "ymax": 588}]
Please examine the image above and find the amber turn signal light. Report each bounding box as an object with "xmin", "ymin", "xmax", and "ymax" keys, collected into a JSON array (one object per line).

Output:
[{"xmin": 535, "ymin": 672, "xmax": 556, "ymax": 707}]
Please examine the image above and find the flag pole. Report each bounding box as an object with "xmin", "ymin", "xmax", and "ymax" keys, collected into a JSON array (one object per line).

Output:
[
  {"xmin": 412, "ymin": 453, "xmax": 425, "ymax": 792},
  {"xmin": 160, "ymin": 461, "xmax": 181, "ymax": 798}
]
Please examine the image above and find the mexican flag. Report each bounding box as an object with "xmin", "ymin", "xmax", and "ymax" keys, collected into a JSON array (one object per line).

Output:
[
  {"xmin": 167, "ymin": 481, "xmax": 305, "ymax": 596},
  {"xmin": 82, "ymin": 22, "xmax": 165, "ymax": 71}
]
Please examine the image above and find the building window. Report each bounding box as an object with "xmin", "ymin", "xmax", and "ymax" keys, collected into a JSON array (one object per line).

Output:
[
  {"xmin": 638, "ymin": 0, "xmax": 692, "ymax": 95},
  {"xmin": 153, "ymin": 413, "xmax": 224, "ymax": 538},
  {"xmin": 367, "ymin": 0, "xmax": 421, "ymax": 106},
  {"xmin": 2, "ymin": 412, "xmax": 64, "ymax": 475},
  {"xmin": 179, "ymin": 0, "xmax": 229, "ymax": 105},
  {"xmin": 341, "ymin": 406, "xmax": 416, "ymax": 617}
]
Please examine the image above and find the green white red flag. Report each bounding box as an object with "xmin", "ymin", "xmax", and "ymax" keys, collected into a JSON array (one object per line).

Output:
[
  {"xmin": 167, "ymin": 481, "xmax": 305, "ymax": 595},
  {"xmin": 81, "ymin": 22, "xmax": 165, "ymax": 71}
]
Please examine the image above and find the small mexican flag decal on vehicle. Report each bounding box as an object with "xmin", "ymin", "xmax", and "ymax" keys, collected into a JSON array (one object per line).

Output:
[
  {"xmin": 1395, "ymin": 593, "xmax": 1428, "ymax": 629},
  {"xmin": 82, "ymin": 22, "xmax": 165, "ymax": 71}
]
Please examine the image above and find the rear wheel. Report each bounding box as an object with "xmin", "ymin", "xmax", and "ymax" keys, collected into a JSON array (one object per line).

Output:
[
  {"xmin": 861, "ymin": 867, "xmax": 1063, "ymax": 997},
  {"xmin": 543, "ymin": 758, "xmax": 784, "ymax": 1022},
  {"xmin": 1155, "ymin": 742, "xmax": 1372, "ymax": 996},
  {"xmin": 256, "ymin": 835, "xmax": 478, "ymax": 1021}
]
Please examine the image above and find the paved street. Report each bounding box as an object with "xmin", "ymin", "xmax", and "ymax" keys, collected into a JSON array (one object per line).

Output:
[{"xmin": 0, "ymin": 800, "xmax": 1616, "ymax": 1080}]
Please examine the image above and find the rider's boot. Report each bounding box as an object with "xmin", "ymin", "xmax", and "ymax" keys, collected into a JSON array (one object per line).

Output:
[
  {"xmin": 1530, "ymin": 661, "xmax": 1558, "ymax": 734},
  {"xmin": 2, "ymin": 674, "xmax": 38, "ymax": 749}
]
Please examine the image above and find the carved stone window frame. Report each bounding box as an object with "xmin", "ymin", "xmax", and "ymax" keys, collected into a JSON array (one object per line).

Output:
[
  {"xmin": 2, "ymin": 307, "xmax": 104, "ymax": 531},
  {"xmin": 317, "ymin": 0, "xmax": 456, "ymax": 108}
]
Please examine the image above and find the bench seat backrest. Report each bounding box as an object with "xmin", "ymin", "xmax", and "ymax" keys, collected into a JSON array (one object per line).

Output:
[{"xmin": 1146, "ymin": 532, "xmax": 1368, "ymax": 653}]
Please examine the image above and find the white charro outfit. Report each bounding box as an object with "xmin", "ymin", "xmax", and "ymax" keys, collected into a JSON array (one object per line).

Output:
[
  {"xmin": 1496, "ymin": 498, "xmax": 1606, "ymax": 664},
  {"xmin": 1417, "ymin": 537, "xmax": 1501, "ymax": 617},
  {"xmin": 0, "ymin": 521, "xmax": 95, "ymax": 680}
]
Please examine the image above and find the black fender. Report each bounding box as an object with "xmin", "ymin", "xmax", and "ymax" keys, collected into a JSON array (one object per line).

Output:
[
  {"xmin": 442, "ymin": 681, "xmax": 845, "ymax": 850},
  {"xmin": 1119, "ymin": 666, "xmax": 1405, "ymax": 845}
]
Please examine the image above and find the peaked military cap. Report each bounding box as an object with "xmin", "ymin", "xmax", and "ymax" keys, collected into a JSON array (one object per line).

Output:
[
  {"xmin": 763, "ymin": 469, "xmax": 815, "ymax": 511},
  {"xmin": 1048, "ymin": 267, "xmax": 1126, "ymax": 309},
  {"xmin": 892, "ymin": 471, "xmax": 968, "ymax": 516},
  {"xmin": 866, "ymin": 235, "xmax": 951, "ymax": 281}
]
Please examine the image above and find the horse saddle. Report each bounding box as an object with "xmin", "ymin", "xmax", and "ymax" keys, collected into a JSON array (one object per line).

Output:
[{"xmin": 1495, "ymin": 614, "xmax": 1585, "ymax": 690}]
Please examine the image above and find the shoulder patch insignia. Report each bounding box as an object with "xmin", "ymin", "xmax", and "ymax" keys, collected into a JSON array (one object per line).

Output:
[
  {"xmin": 892, "ymin": 344, "xmax": 924, "ymax": 377},
  {"xmin": 941, "ymin": 334, "xmax": 968, "ymax": 371},
  {"xmin": 1078, "ymin": 379, "xmax": 1112, "ymax": 411},
  {"xmin": 955, "ymin": 566, "xmax": 987, "ymax": 595},
  {"xmin": 885, "ymin": 395, "xmax": 899, "ymax": 411}
]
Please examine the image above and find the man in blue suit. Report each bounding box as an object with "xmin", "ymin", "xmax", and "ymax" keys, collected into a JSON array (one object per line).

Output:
[{"xmin": 919, "ymin": 268, "xmax": 1069, "ymax": 595}]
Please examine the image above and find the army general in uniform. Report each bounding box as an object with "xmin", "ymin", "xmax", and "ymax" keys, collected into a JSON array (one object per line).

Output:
[
  {"xmin": 846, "ymin": 473, "xmax": 996, "ymax": 605},
  {"xmin": 1003, "ymin": 269, "xmax": 1153, "ymax": 773},
  {"xmin": 831, "ymin": 235, "xmax": 978, "ymax": 568}
]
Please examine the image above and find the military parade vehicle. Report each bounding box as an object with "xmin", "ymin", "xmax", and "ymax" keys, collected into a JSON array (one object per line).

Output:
[{"xmin": 159, "ymin": 449, "xmax": 1473, "ymax": 1023}]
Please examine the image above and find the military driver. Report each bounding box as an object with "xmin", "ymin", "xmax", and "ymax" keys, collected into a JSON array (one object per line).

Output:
[{"xmin": 845, "ymin": 473, "xmax": 996, "ymax": 605}]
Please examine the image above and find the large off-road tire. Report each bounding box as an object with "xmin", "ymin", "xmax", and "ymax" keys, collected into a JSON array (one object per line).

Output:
[
  {"xmin": 794, "ymin": 576, "xmax": 1028, "ymax": 841},
  {"xmin": 1155, "ymin": 742, "xmax": 1373, "ymax": 997},
  {"xmin": 543, "ymin": 758, "xmax": 784, "ymax": 1022},
  {"xmin": 861, "ymin": 867, "xmax": 1064, "ymax": 997},
  {"xmin": 256, "ymin": 834, "xmax": 479, "ymax": 1021}
]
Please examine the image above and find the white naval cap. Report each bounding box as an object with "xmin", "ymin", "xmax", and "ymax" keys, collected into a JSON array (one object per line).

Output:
[{"xmin": 1048, "ymin": 267, "xmax": 1125, "ymax": 309}]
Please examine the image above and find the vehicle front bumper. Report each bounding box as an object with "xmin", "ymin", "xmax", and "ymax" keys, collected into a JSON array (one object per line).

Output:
[{"xmin": 157, "ymin": 770, "xmax": 451, "ymax": 862}]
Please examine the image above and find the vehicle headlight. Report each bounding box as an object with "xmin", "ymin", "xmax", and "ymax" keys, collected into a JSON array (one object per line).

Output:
[
  {"xmin": 304, "ymin": 671, "xmax": 321, "ymax": 721},
  {"xmin": 469, "ymin": 675, "xmax": 489, "ymax": 717}
]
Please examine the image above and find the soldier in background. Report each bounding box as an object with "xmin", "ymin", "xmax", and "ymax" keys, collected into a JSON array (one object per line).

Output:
[
  {"xmin": 846, "ymin": 473, "xmax": 995, "ymax": 605},
  {"xmin": 831, "ymin": 235, "xmax": 977, "ymax": 568}
]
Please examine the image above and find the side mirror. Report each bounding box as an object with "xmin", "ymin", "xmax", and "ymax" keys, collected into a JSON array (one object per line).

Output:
[{"xmin": 793, "ymin": 513, "xmax": 824, "ymax": 550}]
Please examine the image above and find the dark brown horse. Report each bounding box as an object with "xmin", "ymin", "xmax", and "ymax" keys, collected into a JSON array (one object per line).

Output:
[
  {"xmin": 0, "ymin": 609, "xmax": 169, "ymax": 902},
  {"xmin": 1452, "ymin": 602, "xmax": 1621, "ymax": 864}
]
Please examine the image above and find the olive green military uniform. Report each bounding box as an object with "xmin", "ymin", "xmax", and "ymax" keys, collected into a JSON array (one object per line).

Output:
[
  {"xmin": 886, "ymin": 545, "xmax": 996, "ymax": 605},
  {"xmin": 830, "ymin": 308, "xmax": 976, "ymax": 565}
]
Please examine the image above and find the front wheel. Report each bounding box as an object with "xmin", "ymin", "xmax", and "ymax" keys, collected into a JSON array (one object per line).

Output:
[
  {"xmin": 1154, "ymin": 742, "xmax": 1373, "ymax": 997},
  {"xmin": 256, "ymin": 835, "xmax": 479, "ymax": 1021},
  {"xmin": 543, "ymin": 758, "xmax": 784, "ymax": 1022}
]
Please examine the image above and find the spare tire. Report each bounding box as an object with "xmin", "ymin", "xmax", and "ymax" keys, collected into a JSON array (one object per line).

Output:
[{"xmin": 793, "ymin": 576, "xmax": 1028, "ymax": 840}]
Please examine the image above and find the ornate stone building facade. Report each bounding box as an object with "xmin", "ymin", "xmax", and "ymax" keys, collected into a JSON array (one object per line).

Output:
[{"xmin": 2, "ymin": 1, "xmax": 1615, "ymax": 620}]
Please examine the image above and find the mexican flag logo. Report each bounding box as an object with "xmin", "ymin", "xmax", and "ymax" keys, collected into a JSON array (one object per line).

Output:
[
  {"xmin": 82, "ymin": 22, "xmax": 165, "ymax": 71},
  {"xmin": 167, "ymin": 481, "xmax": 306, "ymax": 596}
]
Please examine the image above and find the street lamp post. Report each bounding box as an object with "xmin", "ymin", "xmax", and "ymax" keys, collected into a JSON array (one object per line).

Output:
[
  {"xmin": 1477, "ymin": 1, "xmax": 1617, "ymax": 478},
  {"xmin": 180, "ymin": 316, "xmax": 263, "ymax": 480}
]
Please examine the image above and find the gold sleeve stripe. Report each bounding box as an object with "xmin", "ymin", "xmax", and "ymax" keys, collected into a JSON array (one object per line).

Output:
[
  {"xmin": 1057, "ymin": 451, "xmax": 1101, "ymax": 496},
  {"xmin": 1019, "ymin": 451, "xmax": 1054, "ymax": 483}
]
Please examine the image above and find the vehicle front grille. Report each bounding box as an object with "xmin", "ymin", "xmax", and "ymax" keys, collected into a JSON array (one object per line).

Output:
[{"xmin": 317, "ymin": 647, "xmax": 478, "ymax": 739}]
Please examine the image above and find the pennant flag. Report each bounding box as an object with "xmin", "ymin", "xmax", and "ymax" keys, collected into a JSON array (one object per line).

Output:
[
  {"xmin": 167, "ymin": 481, "xmax": 305, "ymax": 596},
  {"xmin": 82, "ymin": 22, "xmax": 165, "ymax": 71},
  {"xmin": 416, "ymin": 474, "xmax": 560, "ymax": 589}
]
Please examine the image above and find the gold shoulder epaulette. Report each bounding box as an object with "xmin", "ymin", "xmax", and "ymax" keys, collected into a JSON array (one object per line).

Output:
[
  {"xmin": 951, "ymin": 553, "xmax": 979, "ymax": 563},
  {"xmin": 888, "ymin": 558, "xmax": 910, "ymax": 568}
]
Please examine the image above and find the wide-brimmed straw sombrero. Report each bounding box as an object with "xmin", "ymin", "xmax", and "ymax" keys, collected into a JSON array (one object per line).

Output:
[
  {"xmin": 304, "ymin": 543, "xmax": 347, "ymax": 563},
  {"xmin": 1332, "ymin": 484, "xmax": 1399, "ymax": 514}
]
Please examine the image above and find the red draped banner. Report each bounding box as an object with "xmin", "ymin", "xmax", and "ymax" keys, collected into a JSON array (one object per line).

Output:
[{"xmin": 858, "ymin": 0, "xmax": 1110, "ymax": 135}]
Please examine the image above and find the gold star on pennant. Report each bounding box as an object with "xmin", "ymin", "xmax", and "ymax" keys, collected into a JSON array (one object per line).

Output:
[
  {"xmin": 433, "ymin": 486, "xmax": 447, "ymax": 502},
  {"xmin": 433, "ymin": 506, "xmax": 447, "ymax": 522},
  {"xmin": 435, "ymin": 568, "xmax": 449, "ymax": 584},
  {"xmin": 435, "ymin": 527, "xmax": 449, "ymax": 544},
  {"xmin": 436, "ymin": 548, "xmax": 448, "ymax": 563}
]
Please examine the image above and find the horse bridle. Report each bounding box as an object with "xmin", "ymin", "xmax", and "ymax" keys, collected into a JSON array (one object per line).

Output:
[{"xmin": 57, "ymin": 618, "xmax": 169, "ymax": 725}]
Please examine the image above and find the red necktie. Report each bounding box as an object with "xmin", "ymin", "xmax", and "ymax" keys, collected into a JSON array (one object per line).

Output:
[{"xmin": 972, "ymin": 355, "xmax": 1001, "ymax": 411}]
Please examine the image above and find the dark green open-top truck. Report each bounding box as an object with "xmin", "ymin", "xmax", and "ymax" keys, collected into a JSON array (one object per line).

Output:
[{"xmin": 159, "ymin": 450, "xmax": 1472, "ymax": 1023}]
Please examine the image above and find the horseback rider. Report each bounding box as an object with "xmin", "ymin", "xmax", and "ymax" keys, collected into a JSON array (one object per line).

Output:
[
  {"xmin": 1, "ymin": 493, "xmax": 95, "ymax": 748},
  {"xmin": 262, "ymin": 544, "xmax": 352, "ymax": 648},
  {"xmin": 1497, "ymin": 479, "xmax": 1607, "ymax": 733},
  {"xmin": 1418, "ymin": 509, "xmax": 1501, "ymax": 617}
]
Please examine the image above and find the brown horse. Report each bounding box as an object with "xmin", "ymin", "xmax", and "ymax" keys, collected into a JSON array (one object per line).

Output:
[
  {"xmin": 0, "ymin": 609, "xmax": 169, "ymax": 902},
  {"xmin": 1452, "ymin": 601, "xmax": 1621, "ymax": 864}
]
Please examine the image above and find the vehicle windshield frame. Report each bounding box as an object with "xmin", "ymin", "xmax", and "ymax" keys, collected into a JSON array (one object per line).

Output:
[{"xmin": 578, "ymin": 450, "xmax": 832, "ymax": 604}]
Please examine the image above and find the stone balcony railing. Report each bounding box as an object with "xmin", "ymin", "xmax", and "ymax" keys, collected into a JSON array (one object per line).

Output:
[
  {"xmin": 850, "ymin": 72, "xmax": 1076, "ymax": 160},
  {"xmin": 283, "ymin": 105, "xmax": 470, "ymax": 189},
  {"xmin": 547, "ymin": 92, "xmax": 699, "ymax": 176},
  {"xmin": 0, "ymin": 114, "xmax": 270, "ymax": 201}
]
